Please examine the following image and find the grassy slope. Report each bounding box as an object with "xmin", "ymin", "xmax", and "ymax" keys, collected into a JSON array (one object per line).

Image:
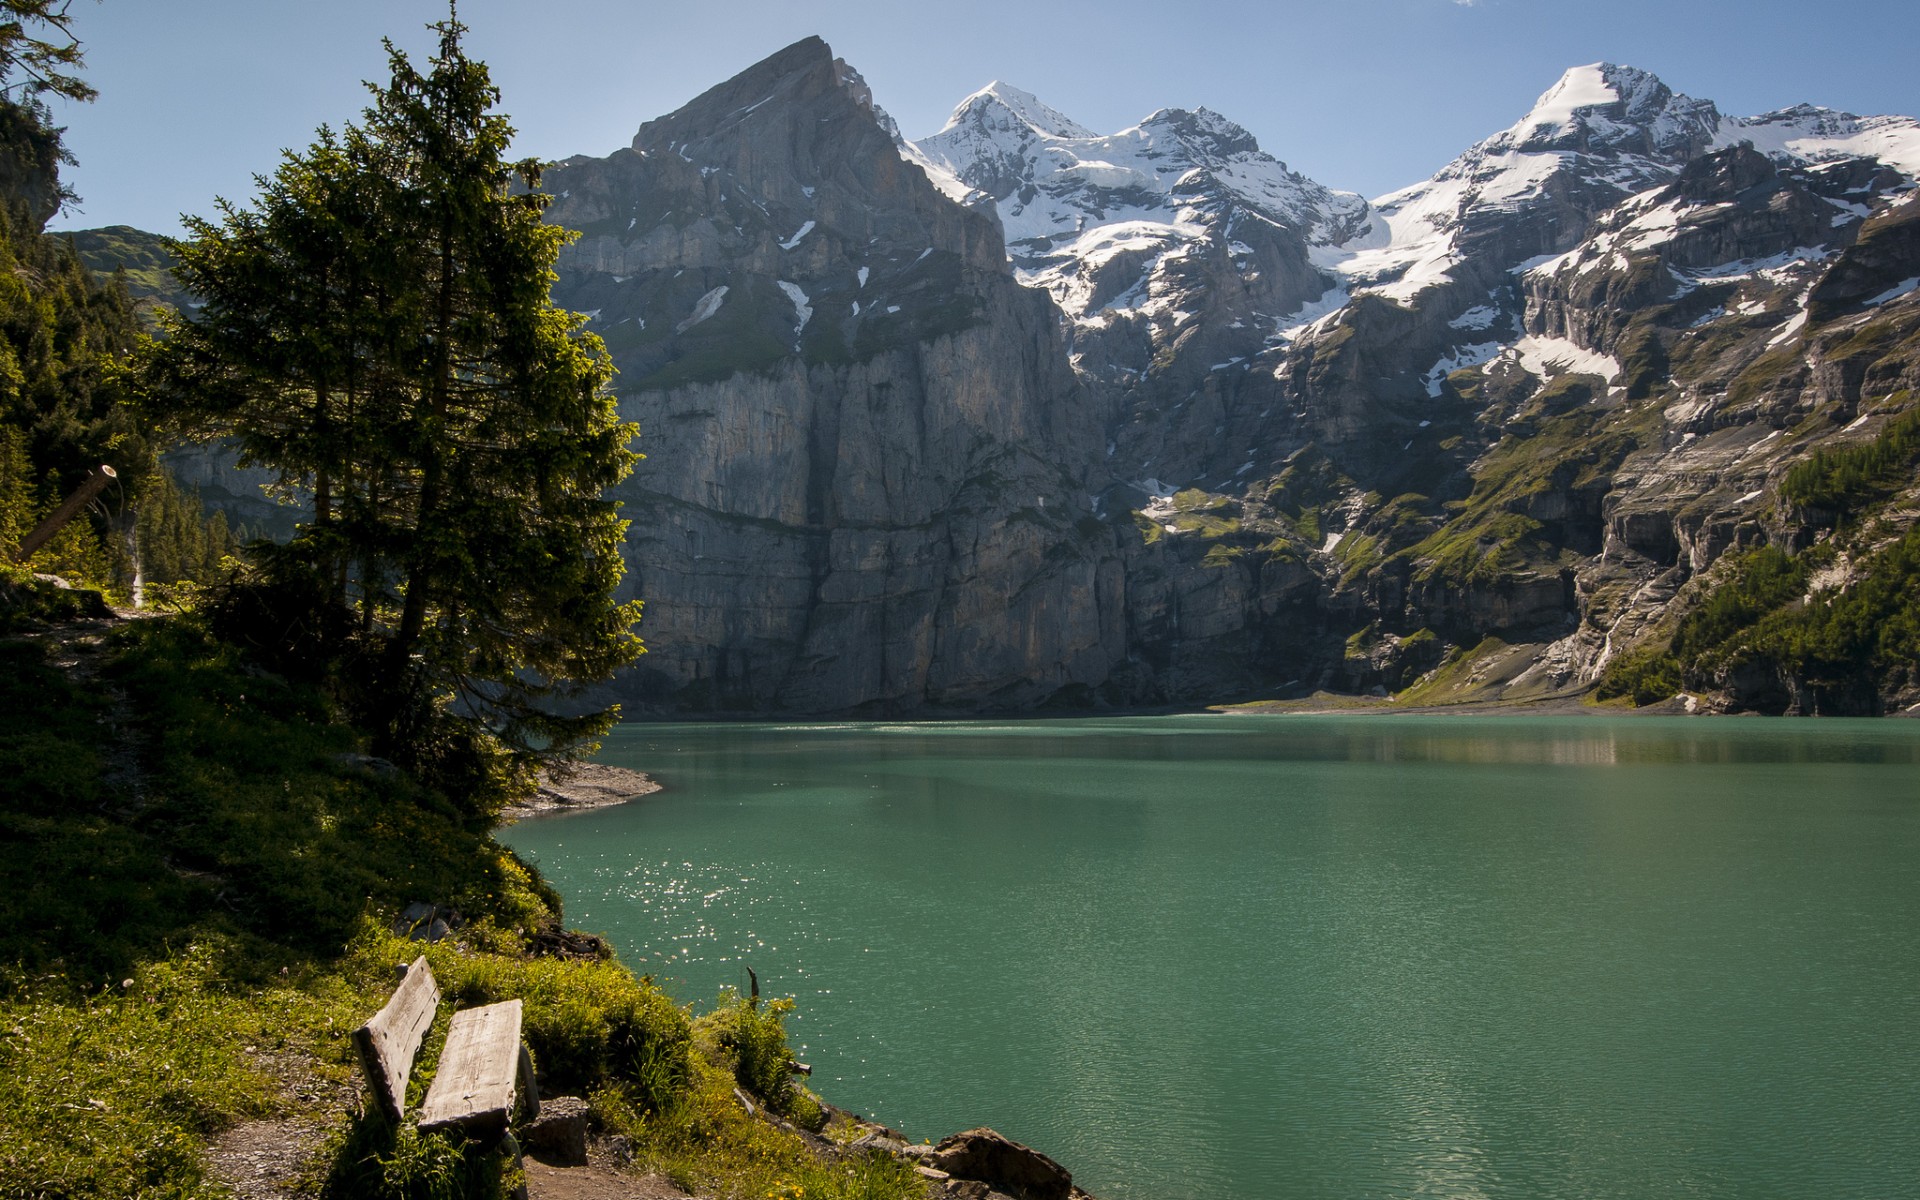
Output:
[{"xmin": 0, "ymin": 613, "xmax": 922, "ymax": 1200}]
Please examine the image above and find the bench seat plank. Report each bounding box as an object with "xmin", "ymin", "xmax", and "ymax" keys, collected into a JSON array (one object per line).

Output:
[
  {"xmin": 351, "ymin": 956, "xmax": 439, "ymax": 1123},
  {"xmin": 418, "ymin": 998, "xmax": 526, "ymax": 1137}
]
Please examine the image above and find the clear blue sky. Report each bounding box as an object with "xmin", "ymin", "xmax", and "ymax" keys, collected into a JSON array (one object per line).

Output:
[{"xmin": 45, "ymin": 0, "xmax": 1920, "ymax": 237}]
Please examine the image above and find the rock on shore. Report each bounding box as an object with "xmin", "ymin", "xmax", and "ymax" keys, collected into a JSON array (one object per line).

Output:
[{"xmin": 503, "ymin": 763, "xmax": 661, "ymax": 822}]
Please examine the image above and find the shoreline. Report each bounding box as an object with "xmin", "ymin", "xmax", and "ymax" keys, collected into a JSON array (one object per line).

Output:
[
  {"xmin": 602, "ymin": 687, "xmax": 1920, "ymax": 724},
  {"xmin": 501, "ymin": 761, "xmax": 662, "ymax": 822}
]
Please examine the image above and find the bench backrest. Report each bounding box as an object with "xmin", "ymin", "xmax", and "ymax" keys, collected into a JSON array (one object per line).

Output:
[{"xmin": 352, "ymin": 956, "xmax": 440, "ymax": 1122}]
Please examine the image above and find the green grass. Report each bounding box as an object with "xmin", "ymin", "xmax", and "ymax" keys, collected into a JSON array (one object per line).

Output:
[
  {"xmin": 1397, "ymin": 403, "xmax": 1650, "ymax": 587},
  {"xmin": 0, "ymin": 945, "xmax": 273, "ymax": 1199},
  {"xmin": 597, "ymin": 997, "xmax": 923, "ymax": 1200}
]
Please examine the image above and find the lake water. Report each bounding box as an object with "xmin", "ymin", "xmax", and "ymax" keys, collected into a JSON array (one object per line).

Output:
[{"xmin": 499, "ymin": 715, "xmax": 1920, "ymax": 1200}]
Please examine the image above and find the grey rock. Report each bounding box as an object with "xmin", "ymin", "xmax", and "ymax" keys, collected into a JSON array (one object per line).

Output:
[
  {"xmin": 930, "ymin": 1127, "xmax": 1072, "ymax": 1200},
  {"xmin": 521, "ymin": 1095, "xmax": 590, "ymax": 1167}
]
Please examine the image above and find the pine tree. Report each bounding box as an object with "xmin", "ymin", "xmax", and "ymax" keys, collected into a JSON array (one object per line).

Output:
[
  {"xmin": 138, "ymin": 17, "xmax": 642, "ymax": 800},
  {"xmin": 0, "ymin": 5, "xmax": 150, "ymax": 595}
]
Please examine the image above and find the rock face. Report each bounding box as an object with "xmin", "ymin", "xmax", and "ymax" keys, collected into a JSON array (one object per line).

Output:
[{"xmin": 542, "ymin": 38, "xmax": 1129, "ymax": 713}]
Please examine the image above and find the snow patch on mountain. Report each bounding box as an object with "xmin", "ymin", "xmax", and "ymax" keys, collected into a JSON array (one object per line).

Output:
[
  {"xmin": 1425, "ymin": 342, "xmax": 1503, "ymax": 396},
  {"xmin": 1508, "ymin": 334, "xmax": 1623, "ymax": 386},
  {"xmin": 909, "ymin": 86, "xmax": 1372, "ymax": 321},
  {"xmin": 676, "ymin": 285, "xmax": 729, "ymax": 333},
  {"xmin": 1271, "ymin": 287, "xmax": 1351, "ymax": 345},
  {"xmin": 776, "ymin": 280, "xmax": 812, "ymax": 337},
  {"xmin": 1866, "ymin": 277, "xmax": 1920, "ymax": 306},
  {"xmin": 1716, "ymin": 106, "xmax": 1920, "ymax": 179}
]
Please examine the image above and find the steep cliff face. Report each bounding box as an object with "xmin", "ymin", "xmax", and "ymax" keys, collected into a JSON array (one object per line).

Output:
[{"xmin": 540, "ymin": 38, "xmax": 1125, "ymax": 713}]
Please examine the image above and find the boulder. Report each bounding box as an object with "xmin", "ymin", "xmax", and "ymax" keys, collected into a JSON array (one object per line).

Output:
[
  {"xmin": 930, "ymin": 1128, "xmax": 1072, "ymax": 1200},
  {"xmin": 521, "ymin": 1095, "xmax": 590, "ymax": 1167}
]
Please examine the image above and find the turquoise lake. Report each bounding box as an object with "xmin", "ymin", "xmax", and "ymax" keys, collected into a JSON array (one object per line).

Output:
[{"xmin": 499, "ymin": 715, "xmax": 1920, "ymax": 1200}]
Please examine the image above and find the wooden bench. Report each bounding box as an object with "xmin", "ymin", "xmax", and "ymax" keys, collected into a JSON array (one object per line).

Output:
[{"xmin": 352, "ymin": 956, "xmax": 540, "ymax": 1140}]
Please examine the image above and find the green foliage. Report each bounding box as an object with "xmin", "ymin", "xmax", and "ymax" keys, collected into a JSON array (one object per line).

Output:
[
  {"xmin": 1263, "ymin": 451, "xmax": 1348, "ymax": 519},
  {"xmin": 0, "ymin": 560, "xmax": 108, "ymax": 628},
  {"xmin": 0, "ymin": 173, "xmax": 149, "ymax": 494},
  {"xmin": 419, "ymin": 933, "xmax": 692, "ymax": 1109},
  {"xmin": 134, "ymin": 469, "xmax": 239, "ymax": 598},
  {"xmin": 1734, "ymin": 528, "xmax": 1920, "ymax": 688},
  {"xmin": 0, "ymin": 618, "xmax": 563, "ymax": 983},
  {"xmin": 713, "ymin": 990, "xmax": 803, "ymax": 1117},
  {"xmin": 0, "ymin": 419, "xmax": 25, "ymax": 548},
  {"xmin": 0, "ymin": 946, "xmax": 273, "ymax": 1200},
  {"xmin": 0, "ymin": 71, "xmax": 157, "ymax": 598},
  {"xmin": 1593, "ymin": 644, "xmax": 1685, "ymax": 706},
  {"xmin": 321, "ymin": 1117, "xmax": 514, "ymax": 1200},
  {"xmin": 1162, "ymin": 492, "xmax": 1242, "ymax": 539},
  {"xmin": 0, "ymin": 615, "xmax": 699, "ymax": 1195},
  {"xmin": 1171, "ymin": 488, "xmax": 1227, "ymax": 512},
  {"xmin": 0, "ymin": 1, "xmax": 93, "ymax": 105},
  {"xmin": 597, "ymin": 1011, "xmax": 920, "ymax": 1200},
  {"xmin": 1668, "ymin": 546, "xmax": 1812, "ymax": 663},
  {"xmin": 1402, "ymin": 405, "xmax": 1646, "ymax": 586},
  {"xmin": 1781, "ymin": 400, "xmax": 1920, "ymax": 521},
  {"xmin": 136, "ymin": 18, "xmax": 641, "ymax": 790},
  {"xmin": 1597, "ymin": 529, "xmax": 1920, "ymax": 708}
]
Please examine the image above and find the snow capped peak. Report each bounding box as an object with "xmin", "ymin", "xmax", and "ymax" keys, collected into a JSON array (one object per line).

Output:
[
  {"xmin": 1138, "ymin": 106, "xmax": 1264, "ymax": 161},
  {"xmin": 909, "ymin": 86, "xmax": 1372, "ymax": 323},
  {"xmin": 1520, "ymin": 63, "xmax": 1624, "ymax": 136},
  {"xmin": 914, "ymin": 90, "xmax": 1365, "ymax": 248},
  {"xmin": 941, "ymin": 81, "xmax": 1096, "ymax": 140},
  {"xmin": 1321, "ymin": 63, "xmax": 1727, "ymax": 304},
  {"xmin": 1492, "ymin": 62, "xmax": 1720, "ymax": 160}
]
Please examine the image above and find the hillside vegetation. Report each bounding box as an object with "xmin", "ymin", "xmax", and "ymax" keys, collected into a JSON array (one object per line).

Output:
[{"xmin": 0, "ymin": 614, "xmax": 924, "ymax": 1199}]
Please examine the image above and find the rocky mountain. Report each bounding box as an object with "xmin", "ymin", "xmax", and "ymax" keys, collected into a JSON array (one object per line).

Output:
[
  {"xmin": 105, "ymin": 44, "xmax": 1920, "ymax": 715},
  {"xmin": 890, "ymin": 60, "xmax": 1920, "ymax": 714},
  {"xmin": 538, "ymin": 38, "xmax": 1126, "ymax": 713}
]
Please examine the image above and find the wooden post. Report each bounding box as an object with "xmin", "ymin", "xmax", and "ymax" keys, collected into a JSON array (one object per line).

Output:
[{"xmin": 12, "ymin": 465, "xmax": 117, "ymax": 563}]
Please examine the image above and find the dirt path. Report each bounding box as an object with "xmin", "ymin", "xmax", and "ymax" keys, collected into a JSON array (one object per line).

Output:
[
  {"xmin": 206, "ymin": 1119, "xmax": 331, "ymax": 1200},
  {"xmin": 525, "ymin": 1160, "xmax": 696, "ymax": 1200}
]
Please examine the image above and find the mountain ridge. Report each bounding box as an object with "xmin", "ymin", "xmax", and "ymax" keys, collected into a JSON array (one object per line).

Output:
[{"xmin": 119, "ymin": 41, "xmax": 1920, "ymax": 715}]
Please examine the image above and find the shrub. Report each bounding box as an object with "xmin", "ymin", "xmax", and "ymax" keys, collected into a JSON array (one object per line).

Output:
[{"xmin": 715, "ymin": 990, "xmax": 800, "ymax": 1114}]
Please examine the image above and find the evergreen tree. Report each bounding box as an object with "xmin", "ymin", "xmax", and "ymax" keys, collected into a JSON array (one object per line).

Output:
[
  {"xmin": 0, "ymin": 2, "xmax": 154, "ymax": 594},
  {"xmin": 138, "ymin": 17, "xmax": 642, "ymax": 798},
  {"xmin": 0, "ymin": 1, "xmax": 95, "ymax": 105}
]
